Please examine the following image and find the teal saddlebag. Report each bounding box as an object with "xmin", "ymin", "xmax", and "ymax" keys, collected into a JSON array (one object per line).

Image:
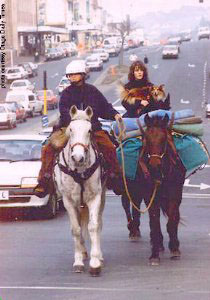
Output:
[
  {"xmin": 173, "ymin": 135, "xmax": 209, "ymax": 172},
  {"xmin": 116, "ymin": 138, "xmax": 142, "ymax": 180}
]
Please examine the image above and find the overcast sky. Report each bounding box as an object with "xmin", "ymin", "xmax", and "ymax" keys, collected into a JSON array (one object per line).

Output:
[{"xmin": 101, "ymin": 0, "xmax": 210, "ymax": 18}]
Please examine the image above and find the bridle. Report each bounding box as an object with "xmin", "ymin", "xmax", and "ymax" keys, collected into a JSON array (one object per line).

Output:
[
  {"xmin": 57, "ymin": 127, "xmax": 103, "ymax": 208},
  {"xmin": 146, "ymin": 139, "xmax": 168, "ymax": 161},
  {"xmin": 71, "ymin": 142, "xmax": 89, "ymax": 153}
]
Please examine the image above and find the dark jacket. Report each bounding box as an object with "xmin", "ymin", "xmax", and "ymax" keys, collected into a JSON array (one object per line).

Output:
[
  {"xmin": 122, "ymin": 80, "xmax": 170, "ymax": 118},
  {"xmin": 122, "ymin": 80, "xmax": 154, "ymax": 118},
  {"xmin": 58, "ymin": 83, "xmax": 118, "ymax": 131}
]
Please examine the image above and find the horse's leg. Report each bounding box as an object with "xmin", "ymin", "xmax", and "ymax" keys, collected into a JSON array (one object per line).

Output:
[
  {"xmin": 166, "ymin": 199, "xmax": 181, "ymax": 259},
  {"xmin": 148, "ymin": 200, "xmax": 162, "ymax": 265},
  {"xmin": 86, "ymin": 193, "xmax": 103, "ymax": 276},
  {"xmin": 63, "ymin": 198, "xmax": 85, "ymax": 273},
  {"xmin": 121, "ymin": 193, "xmax": 132, "ymax": 224}
]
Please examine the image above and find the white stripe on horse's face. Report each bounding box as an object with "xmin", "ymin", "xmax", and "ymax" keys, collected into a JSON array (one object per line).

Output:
[{"xmin": 69, "ymin": 119, "xmax": 92, "ymax": 167}]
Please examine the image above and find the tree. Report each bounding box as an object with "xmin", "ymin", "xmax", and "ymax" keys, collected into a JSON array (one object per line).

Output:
[{"xmin": 109, "ymin": 15, "xmax": 130, "ymax": 66}]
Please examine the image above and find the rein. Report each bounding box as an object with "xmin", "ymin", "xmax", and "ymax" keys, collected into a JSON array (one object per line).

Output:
[{"xmin": 114, "ymin": 119, "xmax": 160, "ymax": 214}]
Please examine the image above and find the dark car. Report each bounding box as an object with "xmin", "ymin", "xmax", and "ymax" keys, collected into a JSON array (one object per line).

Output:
[{"xmin": 4, "ymin": 101, "xmax": 27, "ymax": 122}]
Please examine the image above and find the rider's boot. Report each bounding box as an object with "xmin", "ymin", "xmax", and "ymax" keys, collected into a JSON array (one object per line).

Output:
[{"xmin": 34, "ymin": 143, "xmax": 56, "ymax": 198}]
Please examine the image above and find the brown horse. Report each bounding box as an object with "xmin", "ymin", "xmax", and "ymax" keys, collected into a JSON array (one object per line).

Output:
[{"xmin": 122, "ymin": 113, "xmax": 186, "ymax": 265}]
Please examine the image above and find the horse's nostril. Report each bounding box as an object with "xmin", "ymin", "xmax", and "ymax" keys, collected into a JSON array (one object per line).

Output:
[
  {"xmin": 71, "ymin": 155, "xmax": 76, "ymax": 162},
  {"xmin": 79, "ymin": 157, "xmax": 84, "ymax": 163}
]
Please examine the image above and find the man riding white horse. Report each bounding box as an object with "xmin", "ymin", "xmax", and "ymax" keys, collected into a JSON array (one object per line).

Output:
[{"xmin": 34, "ymin": 59, "xmax": 123, "ymax": 197}]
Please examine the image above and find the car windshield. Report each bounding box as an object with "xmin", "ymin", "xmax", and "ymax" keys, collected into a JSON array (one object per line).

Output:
[
  {"xmin": 86, "ymin": 57, "xmax": 98, "ymax": 62},
  {"xmin": 7, "ymin": 69, "xmax": 20, "ymax": 74},
  {"xmin": 164, "ymin": 46, "xmax": 177, "ymax": 50},
  {"xmin": 12, "ymin": 81, "xmax": 26, "ymax": 87},
  {"xmin": 0, "ymin": 140, "xmax": 43, "ymax": 161}
]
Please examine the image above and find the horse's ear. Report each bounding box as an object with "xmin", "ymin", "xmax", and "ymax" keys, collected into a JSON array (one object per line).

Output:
[
  {"xmin": 159, "ymin": 84, "xmax": 165, "ymax": 90},
  {"xmin": 70, "ymin": 105, "xmax": 77, "ymax": 119},
  {"xmin": 162, "ymin": 114, "xmax": 169, "ymax": 127},
  {"xmin": 85, "ymin": 106, "xmax": 93, "ymax": 120}
]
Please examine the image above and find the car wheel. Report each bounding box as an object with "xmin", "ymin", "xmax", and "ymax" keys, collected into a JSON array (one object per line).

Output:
[
  {"xmin": 43, "ymin": 193, "xmax": 58, "ymax": 219},
  {"xmin": 30, "ymin": 109, "xmax": 34, "ymax": 118},
  {"xmin": 8, "ymin": 121, "xmax": 13, "ymax": 129}
]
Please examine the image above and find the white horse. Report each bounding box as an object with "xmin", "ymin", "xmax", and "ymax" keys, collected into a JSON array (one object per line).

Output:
[{"xmin": 54, "ymin": 105, "xmax": 106, "ymax": 276}]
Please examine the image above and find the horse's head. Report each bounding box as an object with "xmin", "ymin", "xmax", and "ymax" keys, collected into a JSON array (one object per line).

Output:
[
  {"xmin": 138, "ymin": 113, "xmax": 173, "ymax": 179},
  {"xmin": 65, "ymin": 105, "xmax": 93, "ymax": 167}
]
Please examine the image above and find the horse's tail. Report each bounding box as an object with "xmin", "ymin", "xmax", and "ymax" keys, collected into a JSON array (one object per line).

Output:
[{"xmin": 80, "ymin": 206, "xmax": 89, "ymax": 239}]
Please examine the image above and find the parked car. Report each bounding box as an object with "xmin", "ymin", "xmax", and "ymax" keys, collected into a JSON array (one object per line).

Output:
[
  {"xmin": 6, "ymin": 90, "xmax": 43, "ymax": 118},
  {"xmin": 92, "ymin": 48, "xmax": 109, "ymax": 62},
  {"xmin": 9, "ymin": 79, "xmax": 35, "ymax": 91},
  {"xmin": 37, "ymin": 90, "xmax": 58, "ymax": 110},
  {"xmin": 205, "ymin": 103, "xmax": 210, "ymax": 118},
  {"xmin": 198, "ymin": 26, "xmax": 210, "ymax": 40},
  {"xmin": 85, "ymin": 55, "xmax": 103, "ymax": 71},
  {"xmin": 4, "ymin": 101, "xmax": 27, "ymax": 123},
  {"xmin": 28, "ymin": 62, "xmax": 38, "ymax": 76},
  {"xmin": 0, "ymin": 135, "xmax": 61, "ymax": 219},
  {"xmin": 57, "ymin": 75, "xmax": 71, "ymax": 94},
  {"xmin": 0, "ymin": 104, "xmax": 17, "ymax": 129},
  {"xmin": 17, "ymin": 63, "xmax": 33, "ymax": 78},
  {"xmin": 5, "ymin": 66, "xmax": 28, "ymax": 83},
  {"xmin": 162, "ymin": 45, "xmax": 179, "ymax": 59},
  {"xmin": 45, "ymin": 48, "xmax": 59, "ymax": 61},
  {"xmin": 103, "ymin": 44, "xmax": 119, "ymax": 57},
  {"xmin": 61, "ymin": 42, "xmax": 78, "ymax": 56}
]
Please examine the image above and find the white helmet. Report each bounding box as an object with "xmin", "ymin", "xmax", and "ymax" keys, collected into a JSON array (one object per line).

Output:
[
  {"xmin": 66, "ymin": 60, "xmax": 86, "ymax": 75},
  {"xmin": 129, "ymin": 54, "xmax": 138, "ymax": 62}
]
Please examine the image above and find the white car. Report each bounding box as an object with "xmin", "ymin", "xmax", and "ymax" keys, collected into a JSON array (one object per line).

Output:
[
  {"xmin": 198, "ymin": 27, "xmax": 210, "ymax": 40},
  {"xmin": 10, "ymin": 79, "xmax": 35, "ymax": 91},
  {"xmin": 92, "ymin": 48, "xmax": 109, "ymax": 62},
  {"xmin": 0, "ymin": 135, "xmax": 61, "ymax": 219},
  {"xmin": 57, "ymin": 75, "xmax": 71, "ymax": 94},
  {"xmin": 85, "ymin": 55, "xmax": 103, "ymax": 71},
  {"xmin": 6, "ymin": 90, "xmax": 43, "ymax": 118},
  {"xmin": 0, "ymin": 104, "xmax": 17, "ymax": 129},
  {"xmin": 205, "ymin": 104, "xmax": 210, "ymax": 118},
  {"xmin": 103, "ymin": 44, "xmax": 119, "ymax": 57},
  {"xmin": 6, "ymin": 66, "xmax": 28, "ymax": 83},
  {"xmin": 162, "ymin": 45, "xmax": 179, "ymax": 59}
]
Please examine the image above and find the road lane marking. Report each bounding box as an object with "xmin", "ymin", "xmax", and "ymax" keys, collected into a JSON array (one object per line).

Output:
[
  {"xmin": 1, "ymin": 286, "xmax": 210, "ymax": 294},
  {"xmin": 184, "ymin": 179, "xmax": 210, "ymax": 190}
]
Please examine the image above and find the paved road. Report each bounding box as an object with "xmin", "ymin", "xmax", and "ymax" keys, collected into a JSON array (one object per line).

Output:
[{"xmin": 0, "ymin": 40, "xmax": 210, "ymax": 300}]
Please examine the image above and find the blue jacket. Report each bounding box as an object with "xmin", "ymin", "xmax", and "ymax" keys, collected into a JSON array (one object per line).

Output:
[{"xmin": 58, "ymin": 83, "xmax": 118, "ymax": 131}]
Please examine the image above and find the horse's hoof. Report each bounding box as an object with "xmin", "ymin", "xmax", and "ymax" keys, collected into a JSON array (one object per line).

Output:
[
  {"xmin": 129, "ymin": 229, "xmax": 141, "ymax": 242},
  {"xmin": 73, "ymin": 265, "xmax": 85, "ymax": 273},
  {"xmin": 149, "ymin": 257, "xmax": 160, "ymax": 266},
  {"xmin": 129, "ymin": 235, "xmax": 140, "ymax": 242},
  {"xmin": 89, "ymin": 266, "xmax": 101, "ymax": 277},
  {"xmin": 170, "ymin": 250, "xmax": 181, "ymax": 260}
]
